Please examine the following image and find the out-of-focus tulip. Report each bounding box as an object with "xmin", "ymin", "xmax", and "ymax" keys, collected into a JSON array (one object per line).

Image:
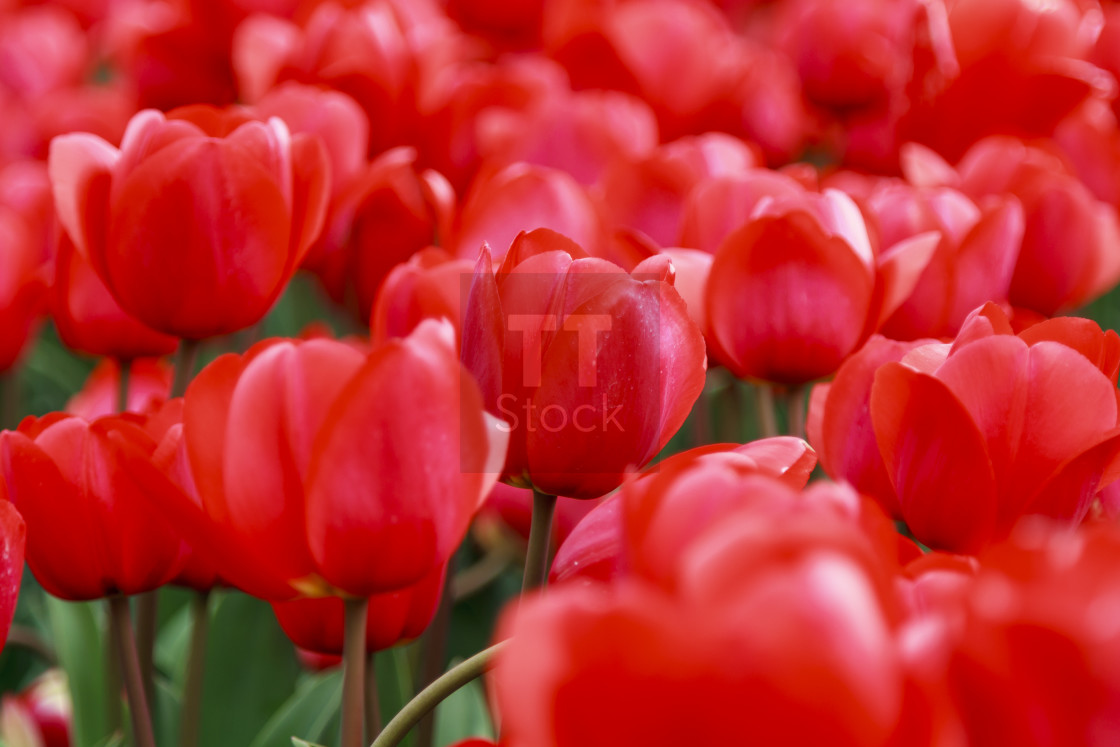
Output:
[
  {"xmin": 867, "ymin": 304, "xmax": 1120, "ymax": 553},
  {"xmin": 65, "ymin": 358, "xmax": 172, "ymax": 419},
  {"xmin": 496, "ymin": 488, "xmax": 905, "ymax": 746},
  {"xmin": 451, "ymin": 163, "xmax": 602, "ymax": 263},
  {"xmin": 311, "ymin": 147, "xmax": 454, "ymax": 323},
  {"xmin": 704, "ymin": 187, "xmax": 937, "ymax": 384},
  {"xmin": 49, "ymin": 106, "xmax": 330, "ymax": 339},
  {"xmin": 181, "ymin": 322, "xmax": 506, "ymax": 600},
  {"xmin": 0, "ymin": 412, "xmax": 183, "ymax": 600},
  {"xmin": 0, "ymin": 669, "xmax": 71, "ymax": 747},
  {"xmin": 900, "ymin": 0, "xmax": 1112, "ymax": 163},
  {"xmin": 370, "ymin": 248, "xmax": 472, "ymax": 345},
  {"xmin": 550, "ymin": 438, "xmax": 818, "ymax": 586},
  {"xmin": 832, "ymin": 172, "xmax": 1024, "ymax": 340},
  {"xmin": 904, "ymin": 138, "xmax": 1120, "ymax": 316},
  {"xmin": 271, "ymin": 563, "xmax": 445, "ymax": 655},
  {"xmin": 475, "ymin": 482, "xmax": 598, "ymax": 553},
  {"xmin": 0, "ymin": 205, "xmax": 46, "ymax": 371},
  {"xmin": 461, "ymin": 229, "xmax": 706, "ymax": 498}
]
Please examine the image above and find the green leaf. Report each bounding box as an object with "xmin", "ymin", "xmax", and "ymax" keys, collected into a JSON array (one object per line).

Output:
[
  {"xmin": 197, "ymin": 592, "xmax": 301, "ymax": 747},
  {"xmin": 433, "ymin": 663, "xmax": 495, "ymax": 747},
  {"xmin": 249, "ymin": 670, "xmax": 343, "ymax": 747},
  {"xmin": 45, "ymin": 597, "xmax": 109, "ymax": 746}
]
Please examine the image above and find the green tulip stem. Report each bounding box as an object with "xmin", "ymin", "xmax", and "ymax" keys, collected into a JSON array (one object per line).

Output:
[
  {"xmin": 103, "ymin": 604, "xmax": 123, "ymax": 735},
  {"xmin": 366, "ymin": 652, "xmax": 382, "ymax": 742},
  {"xmin": 171, "ymin": 339, "xmax": 201, "ymax": 399},
  {"xmin": 784, "ymin": 385, "xmax": 807, "ymax": 441},
  {"xmin": 108, "ymin": 594, "xmax": 156, "ymax": 747},
  {"xmin": 179, "ymin": 589, "xmax": 211, "ymax": 747},
  {"xmin": 341, "ymin": 597, "xmax": 370, "ymax": 747},
  {"xmin": 522, "ymin": 489, "xmax": 557, "ymax": 594},
  {"xmin": 369, "ymin": 641, "xmax": 506, "ymax": 747},
  {"xmin": 415, "ymin": 569, "xmax": 454, "ymax": 747},
  {"xmin": 134, "ymin": 592, "xmax": 158, "ymax": 715},
  {"xmin": 755, "ymin": 384, "xmax": 779, "ymax": 439}
]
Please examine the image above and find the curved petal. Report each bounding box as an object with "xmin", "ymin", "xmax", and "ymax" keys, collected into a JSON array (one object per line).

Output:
[
  {"xmin": 47, "ymin": 132, "xmax": 118, "ymax": 261},
  {"xmin": 871, "ymin": 363, "xmax": 998, "ymax": 554}
]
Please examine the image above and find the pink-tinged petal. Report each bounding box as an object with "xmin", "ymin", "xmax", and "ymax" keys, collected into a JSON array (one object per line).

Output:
[
  {"xmin": 631, "ymin": 254, "xmax": 674, "ymax": 284},
  {"xmin": 813, "ymin": 336, "xmax": 926, "ymax": 518},
  {"xmin": 820, "ymin": 189, "xmax": 874, "ymax": 269},
  {"xmin": 951, "ymin": 301, "xmax": 1014, "ymax": 351},
  {"xmin": 1028, "ymin": 428, "xmax": 1120, "ymax": 526},
  {"xmin": 113, "ymin": 110, "xmax": 205, "ymax": 187},
  {"xmin": 946, "ymin": 198, "xmax": 1024, "ymax": 330},
  {"xmin": 497, "ymin": 227, "xmax": 588, "ymax": 274},
  {"xmin": 226, "ymin": 119, "xmax": 294, "ymax": 209},
  {"xmin": 873, "ymin": 231, "xmax": 940, "ymax": 328},
  {"xmin": 900, "ymin": 143, "xmax": 959, "ymax": 189},
  {"xmin": 871, "ymin": 363, "xmax": 998, "ymax": 553},
  {"xmin": 806, "ymin": 383, "xmax": 829, "ymax": 471},
  {"xmin": 47, "ymin": 133, "xmax": 118, "ymax": 260},
  {"xmin": 734, "ymin": 437, "xmax": 818, "ymax": 489},
  {"xmin": 1001, "ymin": 341, "xmax": 1119, "ymax": 524},
  {"xmin": 460, "ymin": 246, "xmax": 504, "ymax": 414},
  {"xmin": 1019, "ymin": 317, "xmax": 1120, "ymax": 381},
  {"xmin": 933, "ymin": 335, "xmax": 1030, "ymax": 495},
  {"xmin": 0, "ymin": 499, "xmax": 24, "ymax": 649},
  {"xmin": 550, "ymin": 494, "xmax": 625, "ymax": 585},
  {"xmin": 658, "ymin": 248, "xmax": 711, "ymax": 334},
  {"xmin": 707, "ymin": 212, "xmax": 875, "ymax": 384},
  {"xmin": 288, "ymin": 133, "xmax": 331, "ymax": 263},
  {"xmin": 222, "ymin": 340, "xmax": 365, "ymax": 590},
  {"xmin": 307, "ymin": 322, "xmax": 489, "ymax": 595},
  {"xmin": 232, "ymin": 14, "xmax": 301, "ymax": 102}
]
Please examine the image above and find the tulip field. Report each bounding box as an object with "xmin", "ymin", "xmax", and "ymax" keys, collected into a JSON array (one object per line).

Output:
[{"xmin": 5, "ymin": 0, "xmax": 1120, "ymax": 745}]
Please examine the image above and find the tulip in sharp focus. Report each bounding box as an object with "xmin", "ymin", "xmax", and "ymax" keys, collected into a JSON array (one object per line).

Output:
[
  {"xmin": 49, "ymin": 106, "xmax": 330, "ymax": 339},
  {"xmin": 462, "ymin": 229, "xmax": 706, "ymax": 499}
]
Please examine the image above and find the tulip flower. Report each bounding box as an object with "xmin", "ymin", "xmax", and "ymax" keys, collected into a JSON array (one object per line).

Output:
[
  {"xmin": 65, "ymin": 358, "xmax": 172, "ymax": 420},
  {"xmin": 550, "ymin": 438, "xmax": 818, "ymax": 586},
  {"xmin": 48, "ymin": 106, "xmax": 330, "ymax": 339},
  {"xmin": 181, "ymin": 321, "xmax": 506, "ymax": 600},
  {"xmin": 0, "ymin": 205, "xmax": 46, "ymax": 371},
  {"xmin": 461, "ymin": 228, "xmax": 706, "ymax": 499},
  {"xmin": 271, "ymin": 564, "xmax": 446, "ymax": 655},
  {"xmin": 371, "ymin": 248, "xmax": 473, "ymax": 346},
  {"xmin": 495, "ymin": 488, "xmax": 905, "ymax": 746},
  {"xmin": 0, "ymin": 412, "xmax": 183, "ymax": 600},
  {"xmin": 704, "ymin": 186, "xmax": 937, "ymax": 384},
  {"xmin": 853, "ymin": 304, "xmax": 1120, "ymax": 553},
  {"xmin": 904, "ymin": 139, "xmax": 1120, "ymax": 316}
]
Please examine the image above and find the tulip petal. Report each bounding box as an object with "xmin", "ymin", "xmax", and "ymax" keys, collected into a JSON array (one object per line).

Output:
[
  {"xmin": 48, "ymin": 132, "xmax": 117, "ymax": 261},
  {"xmin": 871, "ymin": 363, "xmax": 998, "ymax": 553}
]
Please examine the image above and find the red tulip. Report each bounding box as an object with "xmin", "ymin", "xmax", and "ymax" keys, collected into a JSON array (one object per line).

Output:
[
  {"xmin": 904, "ymin": 138, "xmax": 1120, "ymax": 315},
  {"xmin": 868, "ymin": 304, "xmax": 1120, "ymax": 553},
  {"xmin": 272, "ymin": 563, "xmax": 445, "ymax": 655},
  {"xmin": 550, "ymin": 438, "xmax": 818, "ymax": 586},
  {"xmin": 704, "ymin": 186, "xmax": 937, "ymax": 384},
  {"xmin": 0, "ymin": 205, "xmax": 46, "ymax": 371},
  {"xmin": 496, "ymin": 492, "xmax": 904, "ymax": 746},
  {"xmin": 0, "ymin": 412, "xmax": 183, "ymax": 600},
  {"xmin": 182, "ymin": 322, "xmax": 506, "ymax": 599},
  {"xmin": 49, "ymin": 106, "xmax": 330, "ymax": 339},
  {"xmin": 461, "ymin": 229, "xmax": 706, "ymax": 498},
  {"xmin": 451, "ymin": 163, "xmax": 603, "ymax": 264},
  {"xmin": 370, "ymin": 248, "xmax": 472, "ymax": 346}
]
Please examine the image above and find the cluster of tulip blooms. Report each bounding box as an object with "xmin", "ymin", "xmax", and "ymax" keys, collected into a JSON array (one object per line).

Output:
[{"xmin": 1, "ymin": 0, "xmax": 1120, "ymax": 745}]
